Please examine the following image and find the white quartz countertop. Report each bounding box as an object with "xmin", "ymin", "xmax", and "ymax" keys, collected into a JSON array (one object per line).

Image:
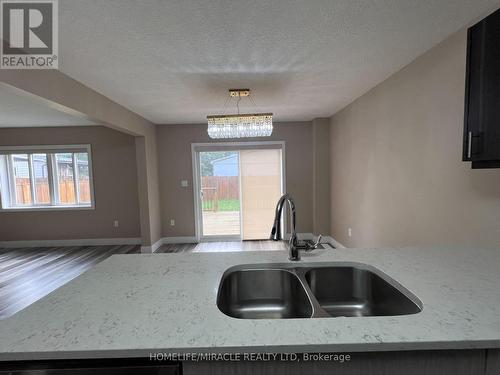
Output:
[{"xmin": 0, "ymin": 246, "xmax": 500, "ymax": 360}]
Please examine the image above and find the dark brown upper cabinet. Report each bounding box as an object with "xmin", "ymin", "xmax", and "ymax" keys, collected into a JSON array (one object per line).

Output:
[{"xmin": 464, "ymin": 8, "xmax": 500, "ymax": 168}]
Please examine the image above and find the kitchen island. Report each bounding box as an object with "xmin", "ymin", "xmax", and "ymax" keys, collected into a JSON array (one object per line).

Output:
[{"xmin": 0, "ymin": 246, "xmax": 499, "ymax": 374}]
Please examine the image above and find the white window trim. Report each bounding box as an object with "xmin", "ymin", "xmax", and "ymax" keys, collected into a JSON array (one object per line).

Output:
[
  {"xmin": 0, "ymin": 144, "xmax": 95, "ymax": 212},
  {"xmin": 190, "ymin": 141, "xmax": 286, "ymax": 243}
]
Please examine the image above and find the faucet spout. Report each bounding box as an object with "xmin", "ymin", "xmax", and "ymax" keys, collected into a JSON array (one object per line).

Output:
[
  {"xmin": 270, "ymin": 194, "xmax": 296, "ymax": 242},
  {"xmin": 271, "ymin": 194, "xmax": 320, "ymax": 261}
]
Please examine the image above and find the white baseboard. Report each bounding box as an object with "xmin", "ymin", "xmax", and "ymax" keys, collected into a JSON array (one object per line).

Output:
[
  {"xmin": 140, "ymin": 236, "xmax": 198, "ymax": 253},
  {"xmin": 163, "ymin": 236, "xmax": 197, "ymax": 244},
  {"xmin": 140, "ymin": 238, "xmax": 163, "ymax": 254},
  {"xmin": 0, "ymin": 237, "xmax": 142, "ymax": 248}
]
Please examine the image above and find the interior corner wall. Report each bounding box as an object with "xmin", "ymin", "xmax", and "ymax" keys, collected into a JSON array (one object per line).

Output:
[
  {"xmin": 135, "ymin": 129, "xmax": 162, "ymax": 246},
  {"xmin": 135, "ymin": 136, "xmax": 153, "ymax": 245},
  {"xmin": 329, "ymin": 29, "xmax": 500, "ymax": 248},
  {"xmin": 312, "ymin": 118, "xmax": 331, "ymax": 235},
  {"xmin": 157, "ymin": 122, "xmax": 314, "ymax": 238},
  {"xmin": 148, "ymin": 130, "xmax": 163, "ymax": 245},
  {"xmin": 0, "ymin": 126, "xmax": 141, "ymax": 241}
]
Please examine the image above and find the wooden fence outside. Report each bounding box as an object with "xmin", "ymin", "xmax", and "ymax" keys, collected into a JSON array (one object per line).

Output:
[
  {"xmin": 201, "ymin": 176, "xmax": 239, "ymax": 212},
  {"xmin": 201, "ymin": 176, "xmax": 239, "ymax": 199},
  {"xmin": 15, "ymin": 178, "xmax": 91, "ymax": 204}
]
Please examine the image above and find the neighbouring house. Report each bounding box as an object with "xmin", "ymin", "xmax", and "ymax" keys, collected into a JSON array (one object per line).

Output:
[
  {"xmin": 211, "ymin": 154, "xmax": 238, "ymax": 176},
  {"xmin": 10, "ymin": 154, "xmax": 88, "ymax": 179}
]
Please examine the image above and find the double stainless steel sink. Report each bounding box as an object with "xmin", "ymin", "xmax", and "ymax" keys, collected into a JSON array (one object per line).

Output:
[{"xmin": 217, "ymin": 263, "xmax": 422, "ymax": 319}]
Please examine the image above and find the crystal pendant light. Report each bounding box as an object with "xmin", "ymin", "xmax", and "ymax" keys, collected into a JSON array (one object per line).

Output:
[{"xmin": 207, "ymin": 89, "xmax": 273, "ymax": 139}]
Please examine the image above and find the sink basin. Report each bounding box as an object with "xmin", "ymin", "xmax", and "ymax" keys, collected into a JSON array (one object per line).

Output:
[
  {"xmin": 216, "ymin": 263, "xmax": 422, "ymax": 319},
  {"xmin": 217, "ymin": 269, "xmax": 313, "ymax": 319},
  {"xmin": 305, "ymin": 267, "xmax": 422, "ymax": 317}
]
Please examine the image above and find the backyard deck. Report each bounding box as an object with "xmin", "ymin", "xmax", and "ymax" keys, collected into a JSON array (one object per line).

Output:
[{"xmin": 202, "ymin": 210, "xmax": 240, "ymax": 236}]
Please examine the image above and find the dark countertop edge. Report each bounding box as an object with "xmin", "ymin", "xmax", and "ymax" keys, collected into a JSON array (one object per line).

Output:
[{"xmin": 1, "ymin": 339, "xmax": 500, "ymax": 362}]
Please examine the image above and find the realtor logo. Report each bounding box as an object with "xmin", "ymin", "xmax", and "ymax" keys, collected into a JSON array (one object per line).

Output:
[{"xmin": 1, "ymin": 0, "xmax": 58, "ymax": 69}]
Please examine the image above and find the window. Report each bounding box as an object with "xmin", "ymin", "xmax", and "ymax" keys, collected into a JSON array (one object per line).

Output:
[{"xmin": 0, "ymin": 145, "xmax": 94, "ymax": 210}]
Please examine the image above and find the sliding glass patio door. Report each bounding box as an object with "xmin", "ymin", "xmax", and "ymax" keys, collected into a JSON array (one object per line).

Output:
[
  {"xmin": 240, "ymin": 149, "xmax": 282, "ymax": 240},
  {"xmin": 199, "ymin": 151, "xmax": 242, "ymax": 240},
  {"xmin": 193, "ymin": 143, "xmax": 284, "ymax": 242}
]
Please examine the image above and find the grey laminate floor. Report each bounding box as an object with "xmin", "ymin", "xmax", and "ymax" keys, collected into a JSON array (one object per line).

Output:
[
  {"xmin": 0, "ymin": 240, "xmax": 286, "ymax": 319},
  {"xmin": 0, "ymin": 245, "xmax": 139, "ymax": 319},
  {"xmin": 157, "ymin": 240, "xmax": 288, "ymax": 253}
]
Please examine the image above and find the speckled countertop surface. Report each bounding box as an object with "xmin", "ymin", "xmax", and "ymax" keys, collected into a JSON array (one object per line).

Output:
[{"xmin": 0, "ymin": 246, "xmax": 499, "ymax": 360}]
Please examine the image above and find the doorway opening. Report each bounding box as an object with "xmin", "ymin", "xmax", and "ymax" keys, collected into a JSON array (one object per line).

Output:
[{"xmin": 192, "ymin": 142, "xmax": 285, "ymax": 242}]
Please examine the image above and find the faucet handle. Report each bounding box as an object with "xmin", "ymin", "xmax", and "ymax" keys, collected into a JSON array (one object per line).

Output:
[
  {"xmin": 304, "ymin": 234, "xmax": 322, "ymax": 251},
  {"xmin": 313, "ymin": 234, "xmax": 323, "ymax": 248}
]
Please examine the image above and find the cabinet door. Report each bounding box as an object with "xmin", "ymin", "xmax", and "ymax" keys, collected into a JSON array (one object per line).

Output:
[
  {"xmin": 184, "ymin": 350, "xmax": 485, "ymax": 375},
  {"xmin": 464, "ymin": 9, "xmax": 500, "ymax": 163},
  {"xmin": 485, "ymin": 349, "xmax": 500, "ymax": 375}
]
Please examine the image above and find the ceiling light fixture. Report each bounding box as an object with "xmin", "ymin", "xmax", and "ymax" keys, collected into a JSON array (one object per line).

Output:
[{"xmin": 207, "ymin": 89, "xmax": 273, "ymax": 139}]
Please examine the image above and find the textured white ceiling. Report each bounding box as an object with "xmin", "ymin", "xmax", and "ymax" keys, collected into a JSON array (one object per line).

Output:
[
  {"xmin": 58, "ymin": 0, "xmax": 500, "ymax": 124},
  {"xmin": 0, "ymin": 86, "xmax": 97, "ymax": 128}
]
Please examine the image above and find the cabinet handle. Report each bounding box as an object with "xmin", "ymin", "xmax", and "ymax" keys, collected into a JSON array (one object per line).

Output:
[{"xmin": 467, "ymin": 131, "xmax": 473, "ymax": 159}]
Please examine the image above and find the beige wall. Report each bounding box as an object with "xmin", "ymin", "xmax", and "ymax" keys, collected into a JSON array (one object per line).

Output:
[
  {"xmin": 157, "ymin": 122, "xmax": 314, "ymax": 237},
  {"xmin": 0, "ymin": 126, "xmax": 141, "ymax": 241},
  {"xmin": 329, "ymin": 30, "xmax": 500, "ymax": 248},
  {"xmin": 312, "ymin": 118, "xmax": 331, "ymax": 235}
]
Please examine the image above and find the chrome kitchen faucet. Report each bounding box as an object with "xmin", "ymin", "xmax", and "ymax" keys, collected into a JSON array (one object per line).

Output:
[{"xmin": 270, "ymin": 194, "xmax": 322, "ymax": 261}]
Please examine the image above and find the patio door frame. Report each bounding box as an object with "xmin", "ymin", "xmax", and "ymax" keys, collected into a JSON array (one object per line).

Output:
[{"xmin": 191, "ymin": 141, "xmax": 286, "ymax": 243}]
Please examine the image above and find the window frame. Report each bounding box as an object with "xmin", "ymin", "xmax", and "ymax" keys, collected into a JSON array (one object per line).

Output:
[{"xmin": 0, "ymin": 144, "xmax": 95, "ymax": 212}]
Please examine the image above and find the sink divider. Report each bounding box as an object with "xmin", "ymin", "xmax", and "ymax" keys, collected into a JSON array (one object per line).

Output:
[{"xmin": 290, "ymin": 267, "xmax": 332, "ymax": 318}]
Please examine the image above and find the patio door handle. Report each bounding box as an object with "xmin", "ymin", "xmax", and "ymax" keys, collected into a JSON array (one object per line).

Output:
[{"xmin": 200, "ymin": 190, "xmax": 204, "ymax": 200}]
